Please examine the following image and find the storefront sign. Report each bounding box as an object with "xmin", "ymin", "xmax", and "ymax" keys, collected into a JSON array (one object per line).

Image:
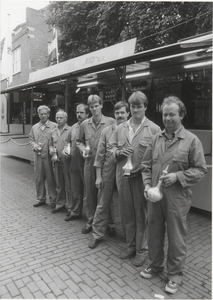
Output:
[{"xmin": 28, "ymin": 38, "xmax": 136, "ymax": 83}]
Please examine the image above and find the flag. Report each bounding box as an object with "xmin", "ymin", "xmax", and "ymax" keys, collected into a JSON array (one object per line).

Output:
[{"xmin": 47, "ymin": 28, "xmax": 58, "ymax": 66}]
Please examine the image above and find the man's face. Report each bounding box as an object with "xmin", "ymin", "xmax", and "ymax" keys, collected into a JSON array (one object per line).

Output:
[
  {"xmin": 114, "ymin": 107, "xmax": 129, "ymax": 125},
  {"xmin": 39, "ymin": 109, "xmax": 49, "ymax": 123},
  {"xmin": 76, "ymin": 106, "xmax": 88, "ymax": 123},
  {"xmin": 89, "ymin": 100, "xmax": 102, "ymax": 117},
  {"xmin": 55, "ymin": 112, "xmax": 67, "ymax": 127},
  {"xmin": 162, "ymin": 103, "xmax": 183, "ymax": 132},
  {"xmin": 130, "ymin": 102, "xmax": 146, "ymax": 120}
]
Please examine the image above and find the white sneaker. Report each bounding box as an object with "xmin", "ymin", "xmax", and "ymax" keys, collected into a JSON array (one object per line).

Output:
[{"xmin": 165, "ymin": 280, "xmax": 179, "ymax": 294}]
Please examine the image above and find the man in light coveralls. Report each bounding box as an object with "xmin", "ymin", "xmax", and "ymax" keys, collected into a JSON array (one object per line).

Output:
[
  {"xmin": 49, "ymin": 110, "xmax": 72, "ymax": 214},
  {"xmin": 65, "ymin": 103, "xmax": 89, "ymax": 221},
  {"xmin": 77, "ymin": 94, "xmax": 115, "ymax": 234},
  {"xmin": 88, "ymin": 101, "xmax": 130, "ymax": 249},
  {"xmin": 109, "ymin": 91, "xmax": 160, "ymax": 267},
  {"xmin": 29, "ymin": 105, "xmax": 57, "ymax": 208},
  {"xmin": 140, "ymin": 96, "xmax": 207, "ymax": 294}
]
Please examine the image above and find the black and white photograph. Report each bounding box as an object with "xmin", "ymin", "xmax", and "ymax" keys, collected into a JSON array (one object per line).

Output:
[{"xmin": 0, "ymin": 1, "xmax": 212, "ymax": 299}]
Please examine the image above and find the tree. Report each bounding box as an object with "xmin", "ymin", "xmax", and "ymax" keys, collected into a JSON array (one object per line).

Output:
[{"xmin": 46, "ymin": 1, "xmax": 212, "ymax": 62}]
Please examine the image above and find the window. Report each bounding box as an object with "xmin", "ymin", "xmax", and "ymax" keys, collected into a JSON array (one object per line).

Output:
[{"xmin": 13, "ymin": 47, "xmax": 21, "ymax": 74}]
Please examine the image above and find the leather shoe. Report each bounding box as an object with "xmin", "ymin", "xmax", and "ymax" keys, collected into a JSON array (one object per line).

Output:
[
  {"xmin": 64, "ymin": 215, "xmax": 81, "ymax": 221},
  {"xmin": 106, "ymin": 227, "xmax": 116, "ymax": 237},
  {"xmin": 82, "ymin": 226, "xmax": 92, "ymax": 234},
  {"xmin": 51, "ymin": 203, "xmax": 56, "ymax": 209},
  {"xmin": 33, "ymin": 202, "xmax": 45, "ymax": 207},
  {"xmin": 132, "ymin": 253, "xmax": 146, "ymax": 267},
  {"xmin": 66, "ymin": 210, "xmax": 71, "ymax": 217},
  {"xmin": 51, "ymin": 206, "xmax": 64, "ymax": 214},
  {"xmin": 119, "ymin": 249, "xmax": 136, "ymax": 259},
  {"xmin": 88, "ymin": 238, "xmax": 101, "ymax": 249}
]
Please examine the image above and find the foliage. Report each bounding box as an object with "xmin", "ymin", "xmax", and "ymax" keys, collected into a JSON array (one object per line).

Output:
[{"xmin": 46, "ymin": 1, "xmax": 212, "ymax": 62}]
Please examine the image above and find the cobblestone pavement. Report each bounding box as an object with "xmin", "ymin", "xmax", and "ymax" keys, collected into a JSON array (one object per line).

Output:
[{"xmin": 0, "ymin": 153, "xmax": 211, "ymax": 299}]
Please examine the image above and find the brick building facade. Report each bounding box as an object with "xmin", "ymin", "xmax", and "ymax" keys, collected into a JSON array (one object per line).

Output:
[{"xmin": 11, "ymin": 6, "xmax": 53, "ymax": 86}]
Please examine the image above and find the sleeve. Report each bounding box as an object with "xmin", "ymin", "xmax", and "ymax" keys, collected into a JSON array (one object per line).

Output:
[
  {"xmin": 141, "ymin": 137, "xmax": 154, "ymax": 186},
  {"xmin": 48, "ymin": 132, "xmax": 54, "ymax": 153},
  {"xmin": 28, "ymin": 126, "xmax": 37, "ymax": 150},
  {"xmin": 76, "ymin": 122, "xmax": 86, "ymax": 154},
  {"xmin": 107, "ymin": 128, "xmax": 119, "ymax": 160},
  {"xmin": 176, "ymin": 137, "xmax": 208, "ymax": 187},
  {"xmin": 94, "ymin": 129, "xmax": 107, "ymax": 168}
]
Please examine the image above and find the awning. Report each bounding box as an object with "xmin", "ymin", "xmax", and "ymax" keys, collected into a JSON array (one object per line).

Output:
[{"xmin": 1, "ymin": 33, "xmax": 212, "ymax": 94}]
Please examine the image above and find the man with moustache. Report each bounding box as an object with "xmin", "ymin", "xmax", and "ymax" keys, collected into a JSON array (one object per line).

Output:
[
  {"xmin": 109, "ymin": 91, "xmax": 161, "ymax": 267},
  {"xmin": 88, "ymin": 101, "xmax": 130, "ymax": 248},
  {"xmin": 77, "ymin": 94, "xmax": 115, "ymax": 234},
  {"xmin": 65, "ymin": 103, "xmax": 89, "ymax": 221},
  {"xmin": 49, "ymin": 110, "xmax": 72, "ymax": 214},
  {"xmin": 29, "ymin": 105, "xmax": 57, "ymax": 208},
  {"xmin": 140, "ymin": 96, "xmax": 207, "ymax": 294}
]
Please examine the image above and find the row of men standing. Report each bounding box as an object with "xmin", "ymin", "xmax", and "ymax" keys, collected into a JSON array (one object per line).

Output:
[
  {"xmin": 29, "ymin": 93, "xmax": 156, "ymax": 266},
  {"xmin": 29, "ymin": 91, "xmax": 207, "ymax": 295}
]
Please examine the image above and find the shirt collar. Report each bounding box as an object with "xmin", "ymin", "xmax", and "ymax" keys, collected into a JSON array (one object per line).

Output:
[
  {"xmin": 89, "ymin": 114, "xmax": 105, "ymax": 124},
  {"xmin": 161, "ymin": 125, "xmax": 185, "ymax": 139},
  {"xmin": 39, "ymin": 120, "xmax": 49, "ymax": 127},
  {"xmin": 127, "ymin": 116, "xmax": 146, "ymax": 127}
]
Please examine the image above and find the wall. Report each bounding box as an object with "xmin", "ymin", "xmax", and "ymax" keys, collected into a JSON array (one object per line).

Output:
[{"xmin": 11, "ymin": 6, "xmax": 52, "ymax": 87}]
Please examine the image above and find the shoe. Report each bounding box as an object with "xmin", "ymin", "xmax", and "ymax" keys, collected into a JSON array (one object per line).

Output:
[
  {"xmin": 132, "ymin": 254, "xmax": 146, "ymax": 267},
  {"xmin": 119, "ymin": 249, "xmax": 136, "ymax": 259},
  {"xmin": 64, "ymin": 215, "xmax": 81, "ymax": 221},
  {"xmin": 66, "ymin": 210, "xmax": 71, "ymax": 216},
  {"xmin": 106, "ymin": 227, "xmax": 116, "ymax": 237},
  {"xmin": 140, "ymin": 267, "xmax": 162, "ymax": 279},
  {"xmin": 51, "ymin": 207, "xmax": 64, "ymax": 214},
  {"xmin": 51, "ymin": 203, "xmax": 56, "ymax": 209},
  {"xmin": 88, "ymin": 238, "xmax": 101, "ymax": 249},
  {"xmin": 33, "ymin": 202, "xmax": 45, "ymax": 207},
  {"xmin": 165, "ymin": 280, "xmax": 179, "ymax": 294},
  {"xmin": 82, "ymin": 226, "xmax": 92, "ymax": 234}
]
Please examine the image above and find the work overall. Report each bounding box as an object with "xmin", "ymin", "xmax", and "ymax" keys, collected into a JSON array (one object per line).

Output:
[
  {"xmin": 92, "ymin": 123, "xmax": 117, "ymax": 239},
  {"xmin": 109, "ymin": 118, "xmax": 160, "ymax": 255},
  {"xmin": 142, "ymin": 126, "xmax": 207, "ymax": 283},
  {"xmin": 50, "ymin": 125, "xmax": 72, "ymax": 210},
  {"xmin": 78, "ymin": 115, "xmax": 115, "ymax": 229},
  {"xmin": 29, "ymin": 120, "xmax": 57, "ymax": 204}
]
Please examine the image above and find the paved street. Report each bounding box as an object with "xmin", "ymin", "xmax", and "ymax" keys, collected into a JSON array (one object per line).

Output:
[{"xmin": 0, "ymin": 152, "xmax": 211, "ymax": 299}]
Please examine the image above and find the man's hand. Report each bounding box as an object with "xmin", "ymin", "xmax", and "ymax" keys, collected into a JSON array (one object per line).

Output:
[
  {"xmin": 49, "ymin": 147, "xmax": 55, "ymax": 156},
  {"xmin": 131, "ymin": 165, "xmax": 143, "ymax": 175},
  {"xmin": 33, "ymin": 143, "xmax": 40, "ymax": 152},
  {"xmin": 160, "ymin": 173, "xmax": 178, "ymax": 187},
  {"xmin": 144, "ymin": 184, "xmax": 151, "ymax": 200},
  {"xmin": 116, "ymin": 147, "xmax": 134, "ymax": 160},
  {"xmin": 95, "ymin": 177, "xmax": 103, "ymax": 189}
]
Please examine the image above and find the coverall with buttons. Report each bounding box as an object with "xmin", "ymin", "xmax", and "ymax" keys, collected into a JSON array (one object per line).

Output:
[
  {"xmin": 49, "ymin": 125, "xmax": 72, "ymax": 210},
  {"xmin": 68, "ymin": 122, "xmax": 85, "ymax": 217},
  {"xmin": 29, "ymin": 120, "xmax": 57, "ymax": 204},
  {"xmin": 78, "ymin": 115, "xmax": 115, "ymax": 229},
  {"xmin": 92, "ymin": 123, "xmax": 118, "ymax": 239},
  {"xmin": 141, "ymin": 126, "xmax": 207, "ymax": 283},
  {"xmin": 109, "ymin": 117, "xmax": 161, "ymax": 255}
]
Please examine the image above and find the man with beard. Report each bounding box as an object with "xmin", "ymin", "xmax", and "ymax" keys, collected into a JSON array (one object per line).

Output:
[
  {"xmin": 64, "ymin": 103, "xmax": 89, "ymax": 221},
  {"xmin": 88, "ymin": 101, "xmax": 130, "ymax": 248},
  {"xmin": 29, "ymin": 105, "xmax": 57, "ymax": 208}
]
